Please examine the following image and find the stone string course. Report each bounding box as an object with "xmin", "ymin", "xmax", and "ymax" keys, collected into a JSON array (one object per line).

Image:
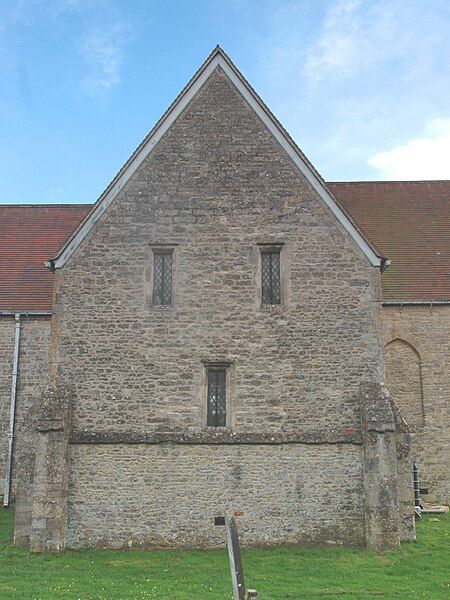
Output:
[{"xmin": 70, "ymin": 429, "xmax": 363, "ymax": 445}]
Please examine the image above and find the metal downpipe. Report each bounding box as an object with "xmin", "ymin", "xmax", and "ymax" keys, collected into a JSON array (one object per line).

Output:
[{"xmin": 3, "ymin": 313, "xmax": 21, "ymax": 507}]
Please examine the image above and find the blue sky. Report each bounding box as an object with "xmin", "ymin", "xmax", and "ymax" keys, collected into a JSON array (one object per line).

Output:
[{"xmin": 1, "ymin": 0, "xmax": 449, "ymax": 204}]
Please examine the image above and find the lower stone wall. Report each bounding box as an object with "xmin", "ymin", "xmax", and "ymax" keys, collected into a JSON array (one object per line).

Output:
[
  {"xmin": 66, "ymin": 443, "xmax": 365, "ymax": 549},
  {"xmin": 382, "ymin": 306, "xmax": 450, "ymax": 504}
]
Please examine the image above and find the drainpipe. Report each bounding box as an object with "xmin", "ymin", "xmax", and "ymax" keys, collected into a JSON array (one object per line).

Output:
[{"xmin": 3, "ymin": 313, "xmax": 21, "ymax": 507}]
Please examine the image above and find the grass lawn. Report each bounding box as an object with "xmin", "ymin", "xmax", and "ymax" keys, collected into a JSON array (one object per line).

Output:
[{"xmin": 0, "ymin": 509, "xmax": 448, "ymax": 599}]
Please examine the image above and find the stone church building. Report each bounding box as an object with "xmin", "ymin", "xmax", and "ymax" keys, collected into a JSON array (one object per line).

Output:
[{"xmin": 1, "ymin": 48, "xmax": 448, "ymax": 552}]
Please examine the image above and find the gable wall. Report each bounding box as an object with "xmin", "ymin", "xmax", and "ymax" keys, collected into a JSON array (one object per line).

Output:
[
  {"xmin": 43, "ymin": 68, "xmax": 387, "ymax": 548},
  {"xmin": 52, "ymin": 69, "xmax": 384, "ymax": 437}
]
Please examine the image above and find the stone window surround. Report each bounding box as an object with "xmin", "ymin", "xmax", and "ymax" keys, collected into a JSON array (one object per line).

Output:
[
  {"xmin": 206, "ymin": 367, "xmax": 227, "ymax": 427},
  {"xmin": 261, "ymin": 247, "xmax": 282, "ymax": 305},
  {"xmin": 145, "ymin": 243, "xmax": 179, "ymax": 308},
  {"xmin": 152, "ymin": 251, "xmax": 173, "ymax": 306},
  {"xmin": 255, "ymin": 242, "xmax": 289, "ymax": 310},
  {"xmin": 198, "ymin": 360, "xmax": 236, "ymax": 428}
]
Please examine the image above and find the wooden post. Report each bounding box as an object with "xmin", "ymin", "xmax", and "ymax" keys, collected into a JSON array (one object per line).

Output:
[
  {"xmin": 225, "ymin": 510, "xmax": 246, "ymax": 600},
  {"xmin": 215, "ymin": 511, "xmax": 258, "ymax": 599}
]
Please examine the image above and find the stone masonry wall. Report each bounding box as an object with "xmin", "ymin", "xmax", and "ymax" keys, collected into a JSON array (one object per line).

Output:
[
  {"xmin": 0, "ymin": 316, "xmax": 51, "ymax": 501},
  {"xmin": 382, "ymin": 306, "xmax": 449, "ymax": 504},
  {"xmin": 0, "ymin": 317, "xmax": 15, "ymax": 499},
  {"xmin": 67, "ymin": 443, "xmax": 365, "ymax": 549},
  {"xmin": 47, "ymin": 68, "xmax": 388, "ymax": 547},
  {"xmin": 52, "ymin": 68, "xmax": 385, "ymax": 437},
  {"xmin": 385, "ymin": 339, "xmax": 424, "ymax": 429}
]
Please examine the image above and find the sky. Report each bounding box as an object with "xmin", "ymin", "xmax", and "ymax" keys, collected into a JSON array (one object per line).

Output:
[{"xmin": 1, "ymin": 0, "xmax": 449, "ymax": 204}]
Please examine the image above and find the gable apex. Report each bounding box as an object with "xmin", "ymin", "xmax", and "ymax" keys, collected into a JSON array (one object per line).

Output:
[{"xmin": 50, "ymin": 46, "xmax": 385, "ymax": 270}]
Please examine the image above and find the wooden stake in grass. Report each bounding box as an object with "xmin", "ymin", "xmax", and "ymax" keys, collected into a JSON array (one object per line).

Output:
[{"xmin": 223, "ymin": 510, "xmax": 258, "ymax": 600}]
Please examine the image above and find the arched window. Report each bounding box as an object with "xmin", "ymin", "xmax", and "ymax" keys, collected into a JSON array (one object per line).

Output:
[{"xmin": 385, "ymin": 339, "xmax": 424, "ymax": 429}]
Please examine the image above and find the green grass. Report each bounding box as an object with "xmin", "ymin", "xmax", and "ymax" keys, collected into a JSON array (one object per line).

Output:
[{"xmin": 0, "ymin": 509, "xmax": 448, "ymax": 599}]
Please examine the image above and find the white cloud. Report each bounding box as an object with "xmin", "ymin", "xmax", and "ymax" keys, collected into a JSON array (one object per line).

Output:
[
  {"xmin": 248, "ymin": 0, "xmax": 450, "ymax": 178},
  {"xmin": 303, "ymin": 0, "xmax": 414, "ymax": 83},
  {"xmin": 368, "ymin": 118, "xmax": 450, "ymax": 180},
  {"xmin": 0, "ymin": 0, "xmax": 130, "ymax": 101},
  {"xmin": 302, "ymin": 0, "xmax": 450, "ymax": 87},
  {"xmin": 80, "ymin": 26, "xmax": 125, "ymax": 100}
]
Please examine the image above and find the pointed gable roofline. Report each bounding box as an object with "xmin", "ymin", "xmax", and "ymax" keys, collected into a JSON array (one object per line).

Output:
[{"xmin": 49, "ymin": 46, "xmax": 385, "ymax": 271}]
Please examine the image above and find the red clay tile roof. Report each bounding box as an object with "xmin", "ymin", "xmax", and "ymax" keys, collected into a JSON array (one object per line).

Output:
[
  {"xmin": 0, "ymin": 205, "xmax": 91, "ymax": 312},
  {"xmin": 0, "ymin": 181, "xmax": 449, "ymax": 310},
  {"xmin": 329, "ymin": 181, "xmax": 450, "ymax": 301}
]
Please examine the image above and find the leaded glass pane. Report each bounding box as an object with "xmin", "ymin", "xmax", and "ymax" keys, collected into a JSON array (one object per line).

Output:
[
  {"xmin": 261, "ymin": 250, "xmax": 281, "ymax": 304},
  {"xmin": 153, "ymin": 252, "xmax": 172, "ymax": 305},
  {"xmin": 207, "ymin": 369, "xmax": 226, "ymax": 427}
]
